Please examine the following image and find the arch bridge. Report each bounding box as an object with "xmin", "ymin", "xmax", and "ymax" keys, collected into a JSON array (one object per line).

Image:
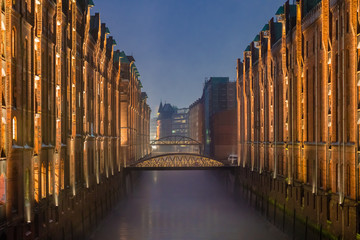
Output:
[
  {"xmin": 129, "ymin": 153, "xmax": 229, "ymax": 169},
  {"xmin": 151, "ymin": 135, "xmax": 202, "ymax": 146}
]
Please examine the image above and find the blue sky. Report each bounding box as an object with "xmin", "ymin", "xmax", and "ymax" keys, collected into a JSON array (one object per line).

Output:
[{"xmin": 92, "ymin": 0, "xmax": 287, "ymax": 116}]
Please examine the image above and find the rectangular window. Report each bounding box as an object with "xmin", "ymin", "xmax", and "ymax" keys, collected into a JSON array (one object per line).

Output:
[
  {"xmin": 313, "ymin": 35, "xmax": 315, "ymax": 53},
  {"xmin": 336, "ymin": 19, "xmax": 339, "ymax": 40},
  {"xmin": 306, "ymin": 41, "xmax": 308, "ymax": 58},
  {"xmin": 319, "ymin": 31, "xmax": 322, "ymax": 50}
]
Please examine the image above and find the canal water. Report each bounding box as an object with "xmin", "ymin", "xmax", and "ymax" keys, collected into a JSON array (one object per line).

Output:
[{"xmin": 90, "ymin": 170, "xmax": 289, "ymax": 240}]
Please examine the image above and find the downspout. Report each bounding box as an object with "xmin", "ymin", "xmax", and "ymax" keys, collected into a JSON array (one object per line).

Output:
[
  {"xmin": 315, "ymin": 27, "xmax": 318, "ymax": 195},
  {"xmin": 341, "ymin": 3, "xmax": 346, "ymax": 238},
  {"xmin": 274, "ymin": 65, "xmax": 277, "ymax": 179},
  {"xmin": 341, "ymin": 3, "xmax": 346, "ymax": 206},
  {"xmin": 292, "ymin": 45, "xmax": 295, "ymax": 185}
]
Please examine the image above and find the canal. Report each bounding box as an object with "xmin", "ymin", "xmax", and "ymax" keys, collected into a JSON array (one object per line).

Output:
[{"xmin": 90, "ymin": 170, "xmax": 289, "ymax": 240}]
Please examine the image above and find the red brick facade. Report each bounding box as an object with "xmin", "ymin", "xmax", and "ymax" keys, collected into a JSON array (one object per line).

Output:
[
  {"xmin": 0, "ymin": 0, "xmax": 150, "ymax": 239},
  {"xmin": 237, "ymin": 0, "xmax": 360, "ymax": 238}
]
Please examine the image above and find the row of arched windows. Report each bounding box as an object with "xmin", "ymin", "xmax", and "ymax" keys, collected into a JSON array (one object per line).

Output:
[{"xmin": 33, "ymin": 157, "xmax": 65, "ymax": 203}]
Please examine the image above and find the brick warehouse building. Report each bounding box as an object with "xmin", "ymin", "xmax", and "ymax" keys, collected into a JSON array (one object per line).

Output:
[
  {"xmin": 0, "ymin": 0, "xmax": 150, "ymax": 239},
  {"xmin": 237, "ymin": 0, "xmax": 360, "ymax": 238}
]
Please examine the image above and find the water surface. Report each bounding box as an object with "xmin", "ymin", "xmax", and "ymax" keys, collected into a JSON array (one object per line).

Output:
[{"xmin": 90, "ymin": 170, "xmax": 289, "ymax": 240}]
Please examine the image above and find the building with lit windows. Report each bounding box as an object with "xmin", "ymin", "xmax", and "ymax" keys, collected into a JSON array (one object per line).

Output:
[
  {"xmin": 171, "ymin": 108, "xmax": 189, "ymax": 137},
  {"xmin": 237, "ymin": 0, "xmax": 360, "ymax": 238},
  {"xmin": 189, "ymin": 98, "xmax": 204, "ymax": 148},
  {"xmin": 202, "ymin": 77, "xmax": 236, "ymax": 157},
  {"xmin": 0, "ymin": 0, "xmax": 150, "ymax": 239}
]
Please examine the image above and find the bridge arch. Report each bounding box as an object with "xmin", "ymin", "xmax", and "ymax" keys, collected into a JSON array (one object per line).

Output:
[
  {"xmin": 130, "ymin": 153, "xmax": 226, "ymax": 168},
  {"xmin": 150, "ymin": 135, "xmax": 201, "ymax": 146}
]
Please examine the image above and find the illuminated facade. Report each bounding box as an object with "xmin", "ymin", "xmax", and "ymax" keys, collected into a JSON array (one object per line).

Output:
[
  {"xmin": 119, "ymin": 52, "xmax": 150, "ymax": 166},
  {"xmin": 237, "ymin": 0, "xmax": 360, "ymax": 238},
  {"xmin": 0, "ymin": 0, "xmax": 150, "ymax": 239}
]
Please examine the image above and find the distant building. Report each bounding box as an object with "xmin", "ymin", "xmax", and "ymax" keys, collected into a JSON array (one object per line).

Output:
[
  {"xmin": 172, "ymin": 108, "xmax": 189, "ymax": 137},
  {"xmin": 150, "ymin": 117, "xmax": 158, "ymax": 141},
  {"xmin": 202, "ymin": 77, "xmax": 237, "ymax": 157},
  {"xmin": 211, "ymin": 109, "xmax": 237, "ymax": 160},
  {"xmin": 189, "ymin": 99, "xmax": 204, "ymax": 152},
  {"xmin": 157, "ymin": 102, "xmax": 176, "ymax": 139}
]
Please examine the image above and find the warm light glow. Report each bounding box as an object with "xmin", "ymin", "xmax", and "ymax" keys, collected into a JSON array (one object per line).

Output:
[
  {"xmin": 41, "ymin": 163, "xmax": 46, "ymax": 199},
  {"xmin": 12, "ymin": 117, "xmax": 17, "ymax": 141}
]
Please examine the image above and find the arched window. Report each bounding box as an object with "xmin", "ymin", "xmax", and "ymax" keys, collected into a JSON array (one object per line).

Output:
[
  {"xmin": 54, "ymin": 156, "xmax": 59, "ymax": 195},
  {"xmin": 48, "ymin": 161, "xmax": 53, "ymax": 195},
  {"xmin": 347, "ymin": 164, "xmax": 350, "ymax": 197},
  {"xmin": 1, "ymin": 117, "xmax": 5, "ymax": 150},
  {"xmin": 11, "ymin": 28, "xmax": 16, "ymax": 58},
  {"xmin": 33, "ymin": 158, "xmax": 39, "ymax": 202},
  {"xmin": 60, "ymin": 157, "xmax": 64, "ymax": 190},
  {"xmin": 41, "ymin": 163, "xmax": 46, "ymax": 199},
  {"xmin": 24, "ymin": 169, "xmax": 31, "ymax": 222},
  {"xmin": 11, "ymin": 28, "xmax": 17, "ymax": 108},
  {"xmin": 12, "ymin": 117, "xmax": 17, "ymax": 142},
  {"xmin": 0, "ymin": 172, "xmax": 5, "ymax": 204}
]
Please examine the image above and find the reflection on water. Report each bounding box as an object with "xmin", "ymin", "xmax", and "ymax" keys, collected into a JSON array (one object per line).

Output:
[{"xmin": 90, "ymin": 170, "xmax": 288, "ymax": 240}]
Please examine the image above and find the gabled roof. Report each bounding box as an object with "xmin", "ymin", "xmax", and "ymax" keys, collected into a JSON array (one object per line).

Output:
[
  {"xmin": 261, "ymin": 24, "xmax": 269, "ymax": 32},
  {"xmin": 113, "ymin": 50, "xmax": 121, "ymax": 63},
  {"xmin": 275, "ymin": 6, "xmax": 284, "ymax": 16},
  {"xmin": 120, "ymin": 51, "xmax": 130, "ymax": 63},
  {"xmin": 127, "ymin": 56, "xmax": 135, "ymax": 62},
  {"xmin": 245, "ymin": 45, "xmax": 250, "ymax": 52},
  {"xmin": 141, "ymin": 92, "xmax": 148, "ymax": 100},
  {"xmin": 253, "ymin": 35, "xmax": 260, "ymax": 42},
  {"xmin": 88, "ymin": 0, "xmax": 95, "ymax": 7}
]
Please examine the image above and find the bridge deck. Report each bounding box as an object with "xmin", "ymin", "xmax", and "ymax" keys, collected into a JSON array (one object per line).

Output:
[{"xmin": 130, "ymin": 153, "xmax": 233, "ymax": 168}]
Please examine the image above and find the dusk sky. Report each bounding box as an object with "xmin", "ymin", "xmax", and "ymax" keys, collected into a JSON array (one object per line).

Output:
[{"xmin": 92, "ymin": 0, "xmax": 287, "ymax": 117}]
